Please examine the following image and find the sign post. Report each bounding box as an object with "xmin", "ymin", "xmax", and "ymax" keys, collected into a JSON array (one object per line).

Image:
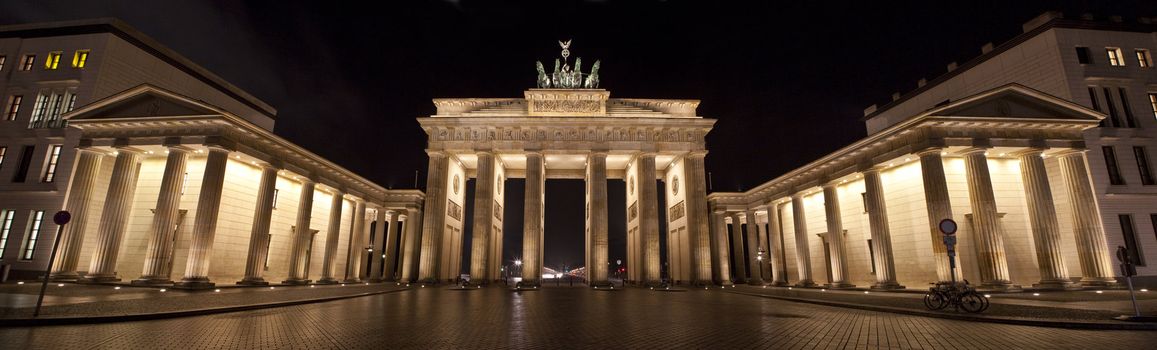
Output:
[
  {"xmin": 33, "ymin": 210, "xmax": 71, "ymax": 318},
  {"xmin": 938, "ymin": 218, "xmax": 958, "ymax": 285},
  {"xmin": 1115, "ymin": 246, "xmax": 1142, "ymax": 319}
]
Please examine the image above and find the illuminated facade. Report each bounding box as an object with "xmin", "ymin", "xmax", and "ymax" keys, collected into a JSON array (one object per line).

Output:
[{"xmin": 0, "ymin": 19, "xmax": 422, "ymax": 286}]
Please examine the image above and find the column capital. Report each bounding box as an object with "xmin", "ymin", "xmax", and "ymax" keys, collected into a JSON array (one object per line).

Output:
[
  {"xmin": 685, "ymin": 150, "xmax": 708, "ymax": 159},
  {"xmin": 203, "ymin": 144, "xmax": 233, "ymax": 154},
  {"xmin": 1051, "ymin": 148, "xmax": 1088, "ymax": 159},
  {"xmin": 166, "ymin": 145, "xmax": 196, "ymax": 154},
  {"xmin": 475, "ymin": 149, "xmax": 495, "ymax": 156},
  {"xmin": 790, "ymin": 192, "xmax": 805, "ymax": 200},
  {"xmin": 75, "ymin": 146, "xmax": 105, "ymax": 156},
  {"xmin": 113, "ymin": 146, "xmax": 146, "ymax": 155},
  {"xmin": 589, "ymin": 151, "xmax": 609, "ymax": 158},
  {"xmin": 1010, "ymin": 147, "xmax": 1047, "ymax": 158},
  {"xmin": 957, "ymin": 147, "xmax": 990, "ymax": 156},
  {"xmin": 915, "ymin": 147, "xmax": 946, "ymax": 157}
]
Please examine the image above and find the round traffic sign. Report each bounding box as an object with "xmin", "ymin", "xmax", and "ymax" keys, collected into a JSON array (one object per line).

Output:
[
  {"xmin": 938, "ymin": 218, "xmax": 957, "ymax": 235},
  {"xmin": 53, "ymin": 211, "xmax": 71, "ymax": 225}
]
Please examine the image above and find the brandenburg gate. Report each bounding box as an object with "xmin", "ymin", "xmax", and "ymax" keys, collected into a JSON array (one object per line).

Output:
[{"xmin": 415, "ymin": 43, "xmax": 717, "ymax": 287}]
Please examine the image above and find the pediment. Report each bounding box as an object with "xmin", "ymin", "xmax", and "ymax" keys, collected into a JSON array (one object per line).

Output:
[
  {"xmin": 928, "ymin": 85, "xmax": 1102, "ymax": 121},
  {"xmin": 65, "ymin": 85, "xmax": 222, "ymax": 120}
]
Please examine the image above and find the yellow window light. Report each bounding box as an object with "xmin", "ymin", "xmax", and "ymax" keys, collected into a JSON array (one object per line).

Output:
[
  {"xmin": 73, "ymin": 50, "xmax": 89, "ymax": 68},
  {"xmin": 45, "ymin": 51, "xmax": 62, "ymax": 70}
]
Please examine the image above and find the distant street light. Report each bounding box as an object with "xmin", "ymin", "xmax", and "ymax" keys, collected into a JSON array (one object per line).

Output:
[{"xmin": 756, "ymin": 247, "xmax": 766, "ymax": 282}]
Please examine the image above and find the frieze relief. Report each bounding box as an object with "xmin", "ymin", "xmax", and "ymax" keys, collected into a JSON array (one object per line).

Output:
[{"xmin": 430, "ymin": 126, "xmax": 704, "ymax": 144}]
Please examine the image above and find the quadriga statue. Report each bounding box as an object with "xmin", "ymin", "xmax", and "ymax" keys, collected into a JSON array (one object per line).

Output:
[{"xmin": 584, "ymin": 60, "xmax": 601, "ymax": 89}]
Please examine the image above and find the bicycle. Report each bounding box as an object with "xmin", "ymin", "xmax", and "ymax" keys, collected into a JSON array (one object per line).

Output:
[{"xmin": 923, "ymin": 279, "xmax": 990, "ymax": 313}]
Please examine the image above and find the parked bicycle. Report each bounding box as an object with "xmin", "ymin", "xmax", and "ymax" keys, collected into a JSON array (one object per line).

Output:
[{"xmin": 923, "ymin": 280, "xmax": 990, "ymax": 313}]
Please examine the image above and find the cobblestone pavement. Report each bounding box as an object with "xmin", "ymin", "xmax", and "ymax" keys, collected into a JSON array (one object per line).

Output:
[{"xmin": 4, "ymin": 286, "xmax": 1157, "ymax": 349}]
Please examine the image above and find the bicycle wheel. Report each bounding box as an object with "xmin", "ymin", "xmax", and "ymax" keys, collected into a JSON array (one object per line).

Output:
[
  {"xmin": 923, "ymin": 292, "xmax": 947, "ymax": 310},
  {"xmin": 959, "ymin": 292, "xmax": 986, "ymax": 313}
]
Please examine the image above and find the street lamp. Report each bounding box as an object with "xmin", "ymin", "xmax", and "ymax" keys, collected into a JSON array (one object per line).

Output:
[{"xmin": 756, "ymin": 247, "xmax": 766, "ymax": 283}]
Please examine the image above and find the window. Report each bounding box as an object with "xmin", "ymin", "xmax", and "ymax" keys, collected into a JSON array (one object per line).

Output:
[
  {"xmin": 19, "ymin": 55, "xmax": 34, "ymax": 71},
  {"xmin": 0, "ymin": 210, "xmax": 14, "ymax": 259},
  {"xmin": 1107, "ymin": 48, "xmax": 1125, "ymax": 66},
  {"xmin": 1104, "ymin": 146, "xmax": 1125, "ymax": 185},
  {"xmin": 860, "ymin": 192, "xmax": 868, "ymax": 213},
  {"xmin": 1119, "ymin": 88, "xmax": 1138, "ymax": 128},
  {"xmin": 1136, "ymin": 147, "xmax": 1155, "ymax": 186},
  {"xmin": 272, "ymin": 188, "xmax": 280, "ymax": 209},
  {"xmin": 72, "ymin": 50, "xmax": 89, "ymax": 68},
  {"xmin": 28, "ymin": 91, "xmax": 73, "ymax": 128},
  {"xmin": 1120, "ymin": 215, "xmax": 1144, "ymax": 266},
  {"xmin": 0, "ymin": 55, "xmax": 5, "ymax": 71},
  {"xmin": 12, "ymin": 146, "xmax": 34, "ymax": 183},
  {"xmin": 42, "ymin": 145, "xmax": 62, "ymax": 182},
  {"xmin": 1138, "ymin": 49, "xmax": 1153, "ymax": 68},
  {"xmin": 1103, "ymin": 88, "xmax": 1122, "ymax": 127},
  {"xmin": 1076, "ymin": 47, "xmax": 1093, "ymax": 64},
  {"xmin": 867, "ymin": 239, "xmax": 876, "ymax": 274},
  {"xmin": 5, "ymin": 95, "xmax": 20, "ymax": 121},
  {"xmin": 44, "ymin": 51, "xmax": 62, "ymax": 70},
  {"xmin": 1088, "ymin": 87, "xmax": 1102, "ymax": 111},
  {"xmin": 0, "ymin": 147, "xmax": 6, "ymax": 170},
  {"xmin": 1149, "ymin": 93, "xmax": 1157, "ymax": 122},
  {"xmin": 21, "ymin": 211, "xmax": 44, "ymax": 260}
]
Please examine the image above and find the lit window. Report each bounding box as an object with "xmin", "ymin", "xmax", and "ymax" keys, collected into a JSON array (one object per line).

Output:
[
  {"xmin": 44, "ymin": 51, "xmax": 62, "ymax": 70},
  {"xmin": 42, "ymin": 145, "xmax": 62, "ymax": 182},
  {"xmin": 1076, "ymin": 47, "xmax": 1092, "ymax": 64},
  {"xmin": 0, "ymin": 147, "xmax": 6, "ymax": 170},
  {"xmin": 1136, "ymin": 147, "xmax": 1155, "ymax": 186},
  {"xmin": 0, "ymin": 55, "xmax": 6, "ymax": 71},
  {"xmin": 0, "ymin": 210, "xmax": 14, "ymax": 259},
  {"xmin": 28, "ymin": 91, "xmax": 72, "ymax": 128},
  {"xmin": 64, "ymin": 92, "xmax": 77, "ymax": 113},
  {"xmin": 21, "ymin": 210, "xmax": 45, "ymax": 260},
  {"xmin": 1149, "ymin": 93, "xmax": 1157, "ymax": 121},
  {"xmin": 1138, "ymin": 49, "xmax": 1152, "ymax": 68},
  {"xmin": 1107, "ymin": 48, "xmax": 1125, "ymax": 67},
  {"xmin": 20, "ymin": 55, "xmax": 35, "ymax": 71},
  {"xmin": 5, "ymin": 95, "xmax": 21, "ymax": 121},
  {"xmin": 72, "ymin": 50, "xmax": 89, "ymax": 68},
  {"xmin": 1103, "ymin": 146, "xmax": 1125, "ymax": 185}
]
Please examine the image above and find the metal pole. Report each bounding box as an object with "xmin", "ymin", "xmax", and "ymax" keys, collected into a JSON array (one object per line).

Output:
[
  {"xmin": 1126, "ymin": 276, "xmax": 1141, "ymax": 317},
  {"xmin": 33, "ymin": 223, "xmax": 67, "ymax": 318}
]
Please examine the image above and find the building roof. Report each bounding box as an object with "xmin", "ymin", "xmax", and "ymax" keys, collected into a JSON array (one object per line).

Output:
[{"xmin": 0, "ymin": 18, "xmax": 278, "ymax": 120}]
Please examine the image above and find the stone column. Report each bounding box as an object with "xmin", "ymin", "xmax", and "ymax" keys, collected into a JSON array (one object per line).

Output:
[
  {"xmin": 918, "ymin": 148, "xmax": 955, "ymax": 282},
  {"xmin": 637, "ymin": 153, "xmax": 661, "ymax": 285},
  {"xmin": 791, "ymin": 193, "xmax": 816, "ymax": 287},
  {"xmin": 961, "ymin": 148, "xmax": 1016, "ymax": 289},
  {"xmin": 744, "ymin": 209, "xmax": 764, "ymax": 285},
  {"xmin": 863, "ymin": 168, "xmax": 903, "ymax": 289},
  {"xmin": 368, "ymin": 208, "xmax": 387, "ymax": 282},
  {"xmin": 711, "ymin": 211, "xmax": 733, "ymax": 285},
  {"xmin": 343, "ymin": 200, "xmax": 367, "ymax": 283},
  {"xmin": 728, "ymin": 213, "xmax": 748, "ymax": 282},
  {"xmin": 50, "ymin": 148, "xmax": 103, "ymax": 280},
  {"xmin": 470, "ymin": 151, "xmax": 496, "ymax": 284},
  {"xmin": 684, "ymin": 152, "xmax": 713, "ymax": 285},
  {"xmin": 401, "ymin": 207, "xmax": 422, "ymax": 282},
  {"xmin": 587, "ymin": 152, "xmax": 610, "ymax": 286},
  {"xmin": 1057, "ymin": 151, "xmax": 1117, "ymax": 286},
  {"xmin": 822, "ymin": 183, "xmax": 854, "ymax": 288},
  {"xmin": 383, "ymin": 211, "xmax": 401, "ymax": 281},
  {"xmin": 238, "ymin": 164, "xmax": 278, "ymax": 285},
  {"xmin": 521, "ymin": 151, "xmax": 546, "ymax": 286},
  {"xmin": 317, "ymin": 191, "xmax": 345, "ymax": 284},
  {"xmin": 84, "ymin": 147, "xmax": 143, "ymax": 282},
  {"xmin": 177, "ymin": 147, "xmax": 229, "ymax": 288},
  {"xmin": 766, "ymin": 202, "xmax": 789, "ymax": 286},
  {"xmin": 283, "ymin": 179, "xmax": 316, "ymax": 284},
  {"xmin": 1016, "ymin": 149, "xmax": 1075, "ymax": 289},
  {"xmin": 133, "ymin": 146, "xmax": 190, "ymax": 285},
  {"xmin": 418, "ymin": 152, "xmax": 449, "ymax": 283}
]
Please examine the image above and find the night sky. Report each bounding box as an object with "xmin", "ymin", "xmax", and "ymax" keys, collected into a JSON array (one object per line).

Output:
[{"xmin": 3, "ymin": 1, "xmax": 1154, "ymax": 272}]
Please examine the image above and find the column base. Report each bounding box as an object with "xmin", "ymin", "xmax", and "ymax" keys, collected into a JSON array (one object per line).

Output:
[
  {"xmin": 315, "ymin": 278, "xmax": 340, "ymax": 285},
  {"xmin": 368, "ymin": 278, "xmax": 386, "ymax": 283},
  {"xmin": 979, "ymin": 280, "xmax": 1022, "ymax": 291},
  {"xmin": 718, "ymin": 280, "xmax": 735, "ymax": 286},
  {"xmin": 174, "ymin": 278, "xmax": 216, "ymax": 289},
  {"xmin": 49, "ymin": 271, "xmax": 82, "ymax": 281},
  {"xmin": 870, "ymin": 282, "xmax": 906, "ymax": 290},
  {"xmin": 826, "ymin": 282, "xmax": 856, "ymax": 289},
  {"xmin": 131, "ymin": 278, "xmax": 174, "ymax": 286},
  {"xmin": 236, "ymin": 277, "xmax": 270, "ymax": 286},
  {"xmin": 418, "ymin": 278, "xmax": 440, "ymax": 285},
  {"xmin": 772, "ymin": 280, "xmax": 790, "ymax": 287},
  {"xmin": 79, "ymin": 274, "xmax": 121, "ymax": 283},
  {"xmin": 794, "ymin": 280, "xmax": 817, "ymax": 288},
  {"xmin": 1032, "ymin": 280, "xmax": 1081, "ymax": 290},
  {"xmin": 1079, "ymin": 277, "xmax": 1119, "ymax": 288},
  {"xmin": 341, "ymin": 278, "xmax": 362, "ymax": 284},
  {"xmin": 281, "ymin": 279, "xmax": 312, "ymax": 285},
  {"xmin": 747, "ymin": 278, "xmax": 766, "ymax": 285}
]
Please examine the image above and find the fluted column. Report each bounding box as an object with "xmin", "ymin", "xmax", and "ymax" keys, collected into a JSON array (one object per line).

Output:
[
  {"xmin": 176, "ymin": 147, "xmax": 229, "ymax": 288},
  {"xmin": 1016, "ymin": 149, "xmax": 1075, "ymax": 289},
  {"xmin": 50, "ymin": 148, "xmax": 103, "ymax": 280},
  {"xmin": 961, "ymin": 148, "xmax": 1016, "ymax": 289},
  {"xmin": 317, "ymin": 191, "xmax": 345, "ymax": 284},
  {"xmin": 791, "ymin": 193, "xmax": 816, "ymax": 287},
  {"xmin": 369, "ymin": 208, "xmax": 387, "ymax": 282},
  {"xmin": 822, "ymin": 184, "xmax": 854, "ymax": 288},
  {"xmin": 84, "ymin": 147, "xmax": 142, "ymax": 282},
  {"xmin": 401, "ymin": 207, "xmax": 422, "ymax": 282},
  {"xmin": 863, "ymin": 168, "xmax": 903, "ymax": 289},
  {"xmin": 637, "ymin": 153, "xmax": 661, "ymax": 285},
  {"xmin": 744, "ymin": 209, "xmax": 764, "ymax": 285},
  {"xmin": 283, "ymin": 179, "xmax": 316, "ymax": 284},
  {"xmin": 343, "ymin": 200, "xmax": 367, "ymax": 283},
  {"xmin": 521, "ymin": 151, "xmax": 545, "ymax": 286},
  {"xmin": 1057, "ymin": 151, "xmax": 1117, "ymax": 286},
  {"xmin": 383, "ymin": 211, "xmax": 401, "ymax": 281},
  {"xmin": 684, "ymin": 153, "xmax": 713, "ymax": 285},
  {"xmin": 728, "ymin": 213, "xmax": 748, "ymax": 282},
  {"xmin": 418, "ymin": 152, "xmax": 449, "ymax": 283},
  {"xmin": 470, "ymin": 151, "xmax": 496, "ymax": 284},
  {"xmin": 238, "ymin": 165, "xmax": 278, "ymax": 285},
  {"xmin": 711, "ymin": 211, "xmax": 733, "ymax": 285},
  {"xmin": 587, "ymin": 152, "xmax": 610, "ymax": 286},
  {"xmin": 133, "ymin": 146, "xmax": 190, "ymax": 285},
  {"xmin": 918, "ymin": 148, "xmax": 955, "ymax": 282},
  {"xmin": 766, "ymin": 202, "xmax": 789, "ymax": 286}
]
